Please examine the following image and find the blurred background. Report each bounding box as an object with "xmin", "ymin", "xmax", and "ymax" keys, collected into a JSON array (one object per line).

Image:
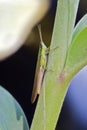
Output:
[{"xmin": 0, "ymin": 0, "xmax": 87, "ymax": 129}]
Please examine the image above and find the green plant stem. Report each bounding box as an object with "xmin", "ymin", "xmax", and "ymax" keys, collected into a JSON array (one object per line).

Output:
[
  {"xmin": 31, "ymin": 73, "xmax": 70, "ymax": 130},
  {"xmin": 30, "ymin": 0, "xmax": 80, "ymax": 130}
]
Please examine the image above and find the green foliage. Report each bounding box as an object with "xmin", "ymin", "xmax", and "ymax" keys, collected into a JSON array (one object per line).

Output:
[
  {"xmin": 72, "ymin": 14, "xmax": 87, "ymax": 40},
  {"xmin": 1, "ymin": 0, "xmax": 87, "ymax": 130},
  {"xmin": 65, "ymin": 27, "xmax": 87, "ymax": 78},
  {"xmin": 31, "ymin": 0, "xmax": 87, "ymax": 130},
  {"xmin": 0, "ymin": 86, "xmax": 29, "ymax": 130}
]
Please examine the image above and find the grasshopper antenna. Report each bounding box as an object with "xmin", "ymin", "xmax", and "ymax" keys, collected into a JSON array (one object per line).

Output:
[
  {"xmin": 38, "ymin": 24, "xmax": 44, "ymax": 45},
  {"xmin": 38, "ymin": 24, "xmax": 46, "ymax": 47}
]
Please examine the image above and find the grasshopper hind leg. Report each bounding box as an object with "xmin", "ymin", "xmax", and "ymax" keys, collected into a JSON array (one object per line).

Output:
[{"xmin": 31, "ymin": 66, "xmax": 44, "ymax": 103}]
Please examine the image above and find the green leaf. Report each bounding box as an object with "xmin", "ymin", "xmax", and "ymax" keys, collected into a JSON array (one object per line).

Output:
[
  {"xmin": 65, "ymin": 27, "xmax": 87, "ymax": 79},
  {"xmin": 0, "ymin": 86, "xmax": 29, "ymax": 130},
  {"xmin": 72, "ymin": 14, "xmax": 87, "ymax": 40}
]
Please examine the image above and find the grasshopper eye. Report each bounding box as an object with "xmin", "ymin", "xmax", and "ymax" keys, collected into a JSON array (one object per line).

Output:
[{"xmin": 0, "ymin": 0, "xmax": 49, "ymax": 60}]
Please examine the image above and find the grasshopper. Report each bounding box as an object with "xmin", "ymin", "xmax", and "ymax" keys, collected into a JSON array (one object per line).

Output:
[{"xmin": 31, "ymin": 25, "xmax": 48, "ymax": 103}]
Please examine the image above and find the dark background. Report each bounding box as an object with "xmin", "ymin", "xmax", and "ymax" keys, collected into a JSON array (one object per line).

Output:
[{"xmin": 0, "ymin": 0, "xmax": 87, "ymax": 129}]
